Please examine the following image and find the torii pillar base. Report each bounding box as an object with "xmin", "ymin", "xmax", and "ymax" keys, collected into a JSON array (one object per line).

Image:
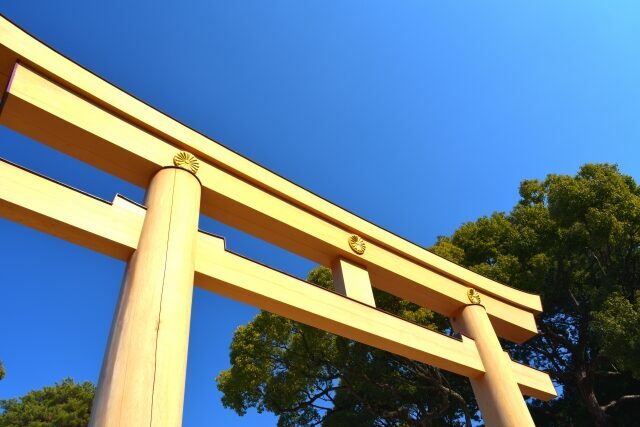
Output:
[{"xmin": 90, "ymin": 166, "xmax": 201, "ymax": 427}]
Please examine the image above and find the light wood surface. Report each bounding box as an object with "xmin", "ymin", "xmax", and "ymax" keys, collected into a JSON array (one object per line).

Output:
[
  {"xmin": 90, "ymin": 168, "xmax": 201, "ymax": 427},
  {"xmin": 1, "ymin": 63, "xmax": 538, "ymax": 343},
  {"xmin": 0, "ymin": 15, "xmax": 543, "ymax": 317},
  {"xmin": 331, "ymin": 258, "xmax": 376, "ymax": 306},
  {"xmin": 452, "ymin": 304, "xmax": 536, "ymax": 426},
  {"xmin": 0, "ymin": 159, "xmax": 143, "ymax": 260},
  {"xmin": 0, "ymin": 158, "xmax": 556, "ymax": 400},
  {"xmin": 196, "ymin": 232, "xmax": 484, "ymax": 379},
  {"xmin": 0, "ymin": 16, "xmax": 560, "ymax": 423}
]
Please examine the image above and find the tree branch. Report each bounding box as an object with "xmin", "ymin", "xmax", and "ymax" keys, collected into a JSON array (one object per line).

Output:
[{"xmin": 601, "ymin": 395, "xmax": 640, "ymax": 412}]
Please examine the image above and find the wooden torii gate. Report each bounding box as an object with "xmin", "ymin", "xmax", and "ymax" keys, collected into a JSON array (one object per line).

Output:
[{"xmin": 0, "ymin": 16, "xmax": 556, "ymax": 426}]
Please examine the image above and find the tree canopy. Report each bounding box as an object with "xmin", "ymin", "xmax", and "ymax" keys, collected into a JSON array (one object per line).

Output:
[
  {"xmin": 217, "ymin": 163, "xmax": 640, "ymax": 426},
  {"xmin": 0, "ymin": 378, "xmax": 95, "ymax": 427}
]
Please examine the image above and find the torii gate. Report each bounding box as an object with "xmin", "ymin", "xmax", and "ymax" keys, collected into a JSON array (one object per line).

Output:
[{"xmin": 0, "ymin": 16, "xmax": 556, "ymax": 426}]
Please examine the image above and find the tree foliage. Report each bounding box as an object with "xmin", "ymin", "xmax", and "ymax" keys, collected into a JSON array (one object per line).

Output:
[
  {"xmin": 592, "ymin": 291, "xmax": 640, "ymax": 378},
  {"xmin": 217, "ymin": 163, "xmax": 640, "ymax": 426},
  {"xmin": 434, "ymin": 163, "xmax": 640, "ymax": 425},
  {"xmin": 0, "ymin": 378, "xmax": 95, "ymax": 427}
]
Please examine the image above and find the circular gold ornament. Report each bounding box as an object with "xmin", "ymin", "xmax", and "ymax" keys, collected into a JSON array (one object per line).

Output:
[
  {"xmin": 348, "ymin": 234, "xmax": 366, "ymax": 255},
  {"xmin": 467, "ymin": 288, "xmax": 481, "ymax": 304},
  {"xmin": 173, "ymin": 151, "xmax": 200, "ymax": 174}
]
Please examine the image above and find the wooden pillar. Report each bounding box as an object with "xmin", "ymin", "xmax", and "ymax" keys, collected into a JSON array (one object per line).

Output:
[
  {"xmin": 90, "ymin": 160, "xmax": 201, "ymax": 427},
  {"xmin": 452, "ymin": 302, "xmax": 534, "ymax": 427}
]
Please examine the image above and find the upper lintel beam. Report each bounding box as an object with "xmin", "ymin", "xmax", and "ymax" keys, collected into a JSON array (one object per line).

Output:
[
  {"xmin": 0, "ymin": 64, "xmax": 538, "ymax": 342},
  {"xmin": 0, "ymin": 15, "xmax": 543, "ymax": 317}
]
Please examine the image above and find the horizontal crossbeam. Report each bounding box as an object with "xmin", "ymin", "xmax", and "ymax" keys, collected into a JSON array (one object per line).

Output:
[
  {"xmin": 0, "ymin": 16, "xmax": 543, "ymax": 340},
  {"xmin": 0, "ymin": 62, "xmax": 539, "ymax": 342},
  {"xmin": 0, "ymin": 158, "xmax": 556, "ymax": 400}
]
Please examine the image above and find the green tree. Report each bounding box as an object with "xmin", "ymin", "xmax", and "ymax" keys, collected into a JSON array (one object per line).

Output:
[
  {"xmin": 218, "ymin": 163, "xmax": 640, "ymax": 426},
  {"xmin": 434, "ymin": 163, "xmax": 640, "ymax": 426},
  {"xmin": 0, "ymin": 361, "xmax": 5, "ymax": 381},
  {"xmin": 0, "ymin": 378, "xmax": 95, "ymax": 427},
  {"xmin": 592, "ymin": 291, "xmax": 640, "ymax": 378}
]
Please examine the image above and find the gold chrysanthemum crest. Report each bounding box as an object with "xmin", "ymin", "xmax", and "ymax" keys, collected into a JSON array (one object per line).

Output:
[
  {"xmin": 348, "ymin": 234, "xmax": 366, "ymax": 255},
  {"xmin": 173, "ymin": 151, "xmax": 200, "ymax": 174},
  {"xmin": 467, "ymin": 288, "xmax": 481, "ymax": 305}
]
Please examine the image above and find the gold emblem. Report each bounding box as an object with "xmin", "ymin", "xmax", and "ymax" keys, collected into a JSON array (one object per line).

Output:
[
  {"xmin": 467, "ymin": 288, "xmax": 481, "ymax": 304},
  {"xmin": 348, "ymin": 234, "xmax": 366, "ymax": 255},
  {"xmin": 173, "ymin": 151, "xmax": 200, "ymax": 174}
]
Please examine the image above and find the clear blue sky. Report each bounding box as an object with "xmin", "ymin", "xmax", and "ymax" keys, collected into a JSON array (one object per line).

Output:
[{"xmin": 1, "ymin": 1, "xmax": 639, "ymax": 425}]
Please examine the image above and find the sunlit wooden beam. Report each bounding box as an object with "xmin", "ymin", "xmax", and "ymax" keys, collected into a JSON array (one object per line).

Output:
[
  {"xmin": 0, "ymin": 15, "xmax": 543, "ymax": 321},
  {"xmin": 0, "ymin": 63, "xmax": 539, "ymax": 343},
  {"xmin": 0, "ymin": 159, "xmax": 142, "ymax": 260},
  {"xmin": 0, "ymin": 158, "xmax": 556, "ymax": 400}
]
